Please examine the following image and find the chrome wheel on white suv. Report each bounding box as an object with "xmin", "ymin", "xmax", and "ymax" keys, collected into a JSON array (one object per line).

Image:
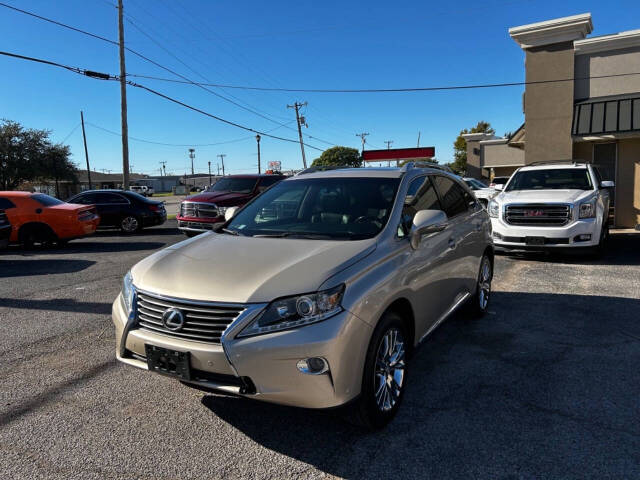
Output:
[{"xmin": 374, "ymin": 328, "xmax": 406, "ymax": 412}]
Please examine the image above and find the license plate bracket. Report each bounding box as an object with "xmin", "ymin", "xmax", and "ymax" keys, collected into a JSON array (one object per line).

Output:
[
  {"xmin": 145, "ymin": 345, "xmax": 191, "ymax": 380},
  {"xmin": 525, "ymin": 236, "xmax": 545, "ymax": 246}
]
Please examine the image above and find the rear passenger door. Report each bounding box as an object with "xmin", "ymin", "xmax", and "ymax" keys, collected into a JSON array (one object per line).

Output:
[{"xmin": 432, "ymin": 176, "xmax": 481, "ymax": 300}]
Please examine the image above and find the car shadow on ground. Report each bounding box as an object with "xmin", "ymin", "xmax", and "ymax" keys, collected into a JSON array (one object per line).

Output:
[
  {"xmin": 201, "ymin": 292, "xmax": 640, "ymax": 478},
  {"xmin": 497, "ymin": 232, "xmax": 640, "ymax": 266},
  {"xmin": 3, "ymin": 241, "xmax": 167, "ymax": 255},
  {"xmin": 93, "ymin": 225, "xmax": 181, "ymax": 237},
  {"xmin": 0, "ymin": 259, "xmax": 96, "ymax": 277},
  {"xmin": 0, "ymin": 297, "xmax": 112, "ymax": 314}
]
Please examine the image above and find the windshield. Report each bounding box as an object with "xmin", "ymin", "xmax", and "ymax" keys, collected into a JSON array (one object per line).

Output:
[
  {"xmin": 506, "ymin": 169, "xmax": 593, "ymax": 191},
  {"xmin": 32, "ymin": 193, "xmax": 64, "ymax": 206},
  {"xmin": 226, "ymin": 177, "xmax": 400, "ymax": 240},
  {"xmin": 464, "ymin": 179, "xmax": 487, "ymax": 190},
  {"xmin": 210, "ymin": 177, "xmax": 257, "ymax": 194}
]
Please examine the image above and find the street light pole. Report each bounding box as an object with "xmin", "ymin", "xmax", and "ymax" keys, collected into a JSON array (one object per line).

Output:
[
  {"xmin": 208, "ymin": 161, "xmax": 212, "ymax": 185},
  {"xmin": 256, "ymin": 134, "xmax": 261, "ymax": 174},
  {"xmin": 218, "ymin": 154, "xmax": 226, "ymax": 176}
]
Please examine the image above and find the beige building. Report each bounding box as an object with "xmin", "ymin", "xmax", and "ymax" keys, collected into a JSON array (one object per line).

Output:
[
  {"xmin": 465, "ymin": 13, "xmax": 640, "ymax": 228},
  {"xmin": 510, "ymin": 13, "xmax": 640, "ymax": 228}
]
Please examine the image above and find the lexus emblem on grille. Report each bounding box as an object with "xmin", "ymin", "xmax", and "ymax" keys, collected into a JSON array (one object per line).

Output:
[
  {"xmin": 525, "ymin": 210, "xmax": 544, "ymax": 217},
  {"xmin": 162, "ymin": 308, "xmax": 185, "ymax": 331}
]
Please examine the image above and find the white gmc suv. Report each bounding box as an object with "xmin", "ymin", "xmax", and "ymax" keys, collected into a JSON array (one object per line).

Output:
[{"xmin": 488, "ymin": 163, "xmax": 613, "ymax": 254}]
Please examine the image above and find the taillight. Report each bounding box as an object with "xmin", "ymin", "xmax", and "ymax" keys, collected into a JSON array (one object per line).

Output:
[
  {"xmin": 148, "ymin": 204, "xmax": 161, "ymax": 212},
  {"xmin": 78, "ymin": 208, "xmax": 95, "ymax": 221}
]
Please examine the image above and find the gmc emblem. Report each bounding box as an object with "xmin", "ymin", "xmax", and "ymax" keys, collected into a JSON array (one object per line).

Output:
[{"xmin": 524, "ymin": 210, "xmax": 545, "ymax": 217}]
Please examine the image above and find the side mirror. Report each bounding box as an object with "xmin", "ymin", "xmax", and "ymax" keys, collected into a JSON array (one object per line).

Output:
[
  {"xmin": 493, "ymin": 184, "xmax": 503, "ymax": 191},
  {"xmin": 600, "ymin": 180, "xmax": 615, "ymax": 188},
  {"xmin": 224, "ymin": 206, "xmax": 239, "ymax": 221},
  {"xmin": 410, "ymin": 210, "xmax": 448, "ymax": 249}
]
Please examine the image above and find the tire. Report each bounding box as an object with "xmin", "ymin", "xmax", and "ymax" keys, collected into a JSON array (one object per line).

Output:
[
  {"xmin": 120, "ymin": 216, "xmax": 141, "ymax": 233},
  {"xmin": 467, "ymin": 253, "xmax": 493, "ymax": 318},
  {"xmin": 591, "ymin": 222, "xmax": 609, "ymax": 259},
  {"xmin": 347, "ymin": 311, "xmax": 408, "ymax": 430},
  {"xmin": 19, "ymin": 224, "xmax": 56, "ymax": 250}
]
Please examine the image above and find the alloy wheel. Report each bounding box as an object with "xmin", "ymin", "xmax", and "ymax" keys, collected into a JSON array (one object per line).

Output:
[
  {"xmin": 374, "ymin": 327, "xmax": 405, "ymax": 412},
  {"xmin": 121, "ymin": 216, "xmax": 139, "ymax": 233},
  {"xmin": 478, "ymin": 257, "xmax": 492, "ymax": 310}
]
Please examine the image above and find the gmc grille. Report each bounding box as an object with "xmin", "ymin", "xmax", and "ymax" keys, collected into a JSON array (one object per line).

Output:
[
  {"xmin": 180, "ymin": 202, "xmax": 219, "ymax": 219},
  {"xmin": 135, "ymin": 292, "xmax": 244, "ymax": 343},
  {"xmin": 505, "ymin": 204, "xmax": 572, "ymax": 226}
]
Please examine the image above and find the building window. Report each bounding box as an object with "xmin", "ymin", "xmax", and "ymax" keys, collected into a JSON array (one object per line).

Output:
[
  {"xmin": 473, "ymin": 148, "xmax": 480, "ymax": 156},
  {"xmin": 605, "ymin": 102, "xmax": 618, "ymax": 132},
  {"xmin": 619, "ymin": 100, "xmax": 632, "ymax": 131}
]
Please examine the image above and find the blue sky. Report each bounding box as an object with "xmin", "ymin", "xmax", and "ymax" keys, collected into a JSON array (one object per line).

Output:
[{"xmin": 1, "ymin": 0, "xmax": 639, "ymax": 176}]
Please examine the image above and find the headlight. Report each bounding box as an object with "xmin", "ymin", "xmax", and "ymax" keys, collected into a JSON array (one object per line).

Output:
[
  {"xmin": 488, "ymin": 200, "xmax": 500, "ymax": 218},
  {"xmin": 121, "ymin": 270, "xmax": 135, "ymax": 314},
  {"xmin": 578, "ymin": 199, "xmax": 596, "ymax": 219},
  {"xmin": 238, "ymin": 284, "xmax": 345, "ymax": 338}
]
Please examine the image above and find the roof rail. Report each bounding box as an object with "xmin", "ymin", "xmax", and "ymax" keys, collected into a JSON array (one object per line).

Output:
[
  {"xmin": 296, "ymin": 165, "xmax": 353, "ymax": 176},
  {"xmin": 527, "ymin": 159, "xmax": 591, "ymax": 167},
  {"xmin": 401, "ymin": 162, "xmax": 453, "ymax": 173}
]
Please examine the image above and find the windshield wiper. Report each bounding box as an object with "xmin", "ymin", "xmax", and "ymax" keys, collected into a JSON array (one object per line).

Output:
[
  {"xmin": 252, "ymin": 232, "xmax": 332, "ymax": 239},
  {"xmin": 221, "ymin": 228, "xmax": 239, "ymax": 236}
]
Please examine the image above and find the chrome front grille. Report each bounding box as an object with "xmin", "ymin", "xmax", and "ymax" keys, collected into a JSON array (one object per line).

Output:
[
  {"xmin": 135, "ymin": 291, "xmax": 244, "ymax": 343},
  {"xmin": 180, "ymin": 202, "xmax": 219, "ymax": 219},
  {"xmin": 505, "ymin": 204, "xmax": 572, "ymax": 226}
]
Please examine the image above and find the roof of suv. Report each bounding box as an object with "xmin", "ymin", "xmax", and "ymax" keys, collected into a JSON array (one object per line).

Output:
[
  {"xmin": 519, "ymin": 163, "xmax": 589, "ymax": 172},
  {"xmin": 290, "ymin": 166, "xmax": 455, "ymax": 180}
]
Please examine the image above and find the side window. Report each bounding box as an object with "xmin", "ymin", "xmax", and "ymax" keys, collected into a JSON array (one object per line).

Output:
[
  {"xmin": 0, "ymin": 197, "xmax": 16, "ymax": 209},
  {"xmin": 71, "ymin": 194, "xmax": 93, "ymax": 205},
  {"xmin": 95, "ymin": 193, "xmax": 128, "ymax": 204},
  {"xmin": 433, "ymin": 176, "xmax": 470, "ymax": 218},
  {"xmin": 400, "ymin": 176, "xmax": 442, "ymax": 236}
]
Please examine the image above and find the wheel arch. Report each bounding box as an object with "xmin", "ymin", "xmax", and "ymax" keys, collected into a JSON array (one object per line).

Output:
[
  {"xmin": 18, "ymin": 221, "xmax": 56, "ymax": 238},
  {"xmin": 381, "ymin": 297, "xmax": 416, "ymax": 354}
]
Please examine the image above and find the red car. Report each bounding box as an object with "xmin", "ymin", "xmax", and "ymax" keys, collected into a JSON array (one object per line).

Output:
[
  {"xmin": 0, "ymin": 192, "xmax": 100, "ymax": 247},
  {"xmin": 177, "ymin": 174, "xmax": 285, "ymax": 236}
]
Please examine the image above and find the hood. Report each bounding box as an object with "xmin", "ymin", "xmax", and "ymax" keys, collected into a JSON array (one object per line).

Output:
[
  {"xmin": 185, "ymin": 191, "xmax": 251, "ymax": 206},
  {"xmin": 131, "ymin": 233, "xmax": 377, "ymax": 303},
  {"xmin": 497, "ymin": 189, "xmax": 594, "ymax": 204}
]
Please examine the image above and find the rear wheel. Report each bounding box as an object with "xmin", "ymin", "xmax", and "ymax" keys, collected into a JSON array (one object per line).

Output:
[
  {"xmin": 347, "ymin": 311, "xmax": 407, "ymax": 430},
  {"xmin": 120, "ymin": 216, "xmax": 141, "ymax": 233},
  {"xmin": 19, "ymin": 224, "xmax": 56, "ymax": 249},
  {"xmin": 467, "ymin": 253, "xmax": 492, "ymax": 318}
]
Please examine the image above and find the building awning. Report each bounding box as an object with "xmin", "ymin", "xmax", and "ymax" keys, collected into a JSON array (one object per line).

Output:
[{"xmin": 572, "ymin": 94, "xmax": 640, "ymax": 136}]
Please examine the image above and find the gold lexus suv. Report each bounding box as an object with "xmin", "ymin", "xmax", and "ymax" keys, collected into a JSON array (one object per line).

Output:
[{"xmin": 112, "ymin": 164, "xmax": 494, "ymax": 428}]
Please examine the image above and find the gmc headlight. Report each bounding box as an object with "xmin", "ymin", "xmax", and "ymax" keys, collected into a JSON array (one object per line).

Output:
[
  {"xmin": 121, "ymin": 270, "xmax": 136, "ymax": 314},
  {"xmin": 578, "ymin": 199, "xmax": 596, "ymax": 219},
  {"xmin": 238, "ymin": 284, "xmax": 345, "ymax": 337},
  {"xmin": 488, "ymin": 200, "xmax": 500, "ymax": 218}
]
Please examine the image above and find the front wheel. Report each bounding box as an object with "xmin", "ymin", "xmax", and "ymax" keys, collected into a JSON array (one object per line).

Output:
[
  {"xmin": 347, "ymin": 311, "xmax": 408, "ymax": 429},
  {"xmin": 592, "ymin": 222, "xmax": 609, "ymax": 258}
]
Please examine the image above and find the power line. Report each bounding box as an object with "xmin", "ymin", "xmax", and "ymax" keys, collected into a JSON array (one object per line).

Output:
[
  {"xmin": 0, "ymin": 49, "xmax": 323, "ymax": 151},
  {"xmin": 126, "ymin": 71, "xmax": 640, "ymax": 93}
]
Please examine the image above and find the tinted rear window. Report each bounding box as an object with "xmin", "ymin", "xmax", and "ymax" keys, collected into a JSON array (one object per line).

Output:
[{"xmin": 32, "ymin": 194, "xmax": 64, "ymax": 206}]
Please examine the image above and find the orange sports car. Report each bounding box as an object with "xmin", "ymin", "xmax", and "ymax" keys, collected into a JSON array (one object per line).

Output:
[{"xmin": 0, "ymin": 191, "xmax": 100, "ymax": 247}]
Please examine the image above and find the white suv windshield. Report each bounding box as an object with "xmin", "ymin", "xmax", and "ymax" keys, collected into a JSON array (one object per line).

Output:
[
  {"xmin": 226, "ymin": 177, "xmax": 400, "ymax": 240},
  {"xmin": 506, "ymin": 168, "xmax": 593, "ymax": 191}
]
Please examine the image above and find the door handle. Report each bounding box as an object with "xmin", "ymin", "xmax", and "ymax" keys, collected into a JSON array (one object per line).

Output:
[
  {"xmin": 35, "ymin": 208, "xmax": 42, "ymax": 214},
  {"xmin": 448, "ymin": 237, "xmax": 456, "ymax": 249}
]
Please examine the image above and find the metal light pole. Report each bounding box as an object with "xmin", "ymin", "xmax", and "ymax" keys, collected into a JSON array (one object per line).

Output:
[
  {"xmin": 188, "ymin": 148, "xmax": 195, "ymax": 175},
  {"xmin": 256, "ymin": 134, "xmax": 261, "ymax": 174},
  {"xmin": 208, "ymin": 161, "xmax": 212, "ymax": 185}
]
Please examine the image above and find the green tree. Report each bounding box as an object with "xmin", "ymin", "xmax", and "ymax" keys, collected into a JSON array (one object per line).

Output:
[
  {"xmin": 311, "ymin": 146, "xmax": 362, "ymax": 168},
  {"xmin": 0, "ymin": 119, "xmax": 77, "ymax": 191},
  {"xmin": 451, "ymin": 121, "xmax": 495, "ymax": 175}
]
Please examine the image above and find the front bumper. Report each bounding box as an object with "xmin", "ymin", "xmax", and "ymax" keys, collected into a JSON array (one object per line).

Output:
[
  {"xmin": 112, "ymin": 294, "xmax": 372, "ymax": 409},
  {"xmin": 490, "ymin": 217, "xmax": 600, "ymax": 249},
  {"xmin": 177, "ymin": 217, "xmax": 224, "ymax": 233}
]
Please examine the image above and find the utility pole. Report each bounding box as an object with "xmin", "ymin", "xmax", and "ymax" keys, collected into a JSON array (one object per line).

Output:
[
  {"xmin": 287, "ymin": 101, "xmax": 308, "ymax": 168},
  {"xmin": 218, "ymin": 154, "xmax": 226, "ymax": 176},
  {"xmin": 217, "ymin": 163, "xmax": 220, "ymax": 176},
  {"xmin": 255, "ymin": 134, "xmax": 261, "ymax": 174},
  {"xmin": 208, "ymin": 161, "xmax": 212, "ymax": 185},
  {"xmin": 159, "ymin": 161, "xmax": 167, "ymax": 176},
  {"xmin": 80, "ymin": 111, "xmax": 93, "ymax": 189},
  {"xmin": 417, "ymin": 131, "xmax": 421, "ymax": 148},
  {"xmin": 384, "ymin": 140, "xmax": 393, "ymax": 167},
  {"xmin": 355, "ymin": 132, "xmax": 369, "ymax": 168},
  {"xmin": 188, "ymin": 148, "xmax": 195, "ymax": 176},
  {"xmin": 117, "ymin": 0, "xmax": 130, "ymax": 191}
]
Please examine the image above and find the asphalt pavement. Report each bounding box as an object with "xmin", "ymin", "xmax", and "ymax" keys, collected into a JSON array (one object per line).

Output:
[{"xmin": 1, "ymin": 222, "xmax": 639, "ymax": 479}]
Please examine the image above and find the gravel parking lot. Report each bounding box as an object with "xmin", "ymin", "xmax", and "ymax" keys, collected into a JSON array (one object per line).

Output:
[{"xmin": 1, "ymin": 222, "xmax": 639, "ymax": 479}]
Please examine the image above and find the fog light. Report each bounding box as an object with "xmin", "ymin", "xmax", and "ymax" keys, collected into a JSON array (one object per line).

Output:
[
  {"xmin": 493, "ymin": 232, "xmax": 502, "ymax": 240},
  {"xmin": 574, "ymin": 234, "xmax": 592, "ymax": 242},
  {"xmin": 296, "ymin": 357, "xmax": 329, "ymax": 375}
]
